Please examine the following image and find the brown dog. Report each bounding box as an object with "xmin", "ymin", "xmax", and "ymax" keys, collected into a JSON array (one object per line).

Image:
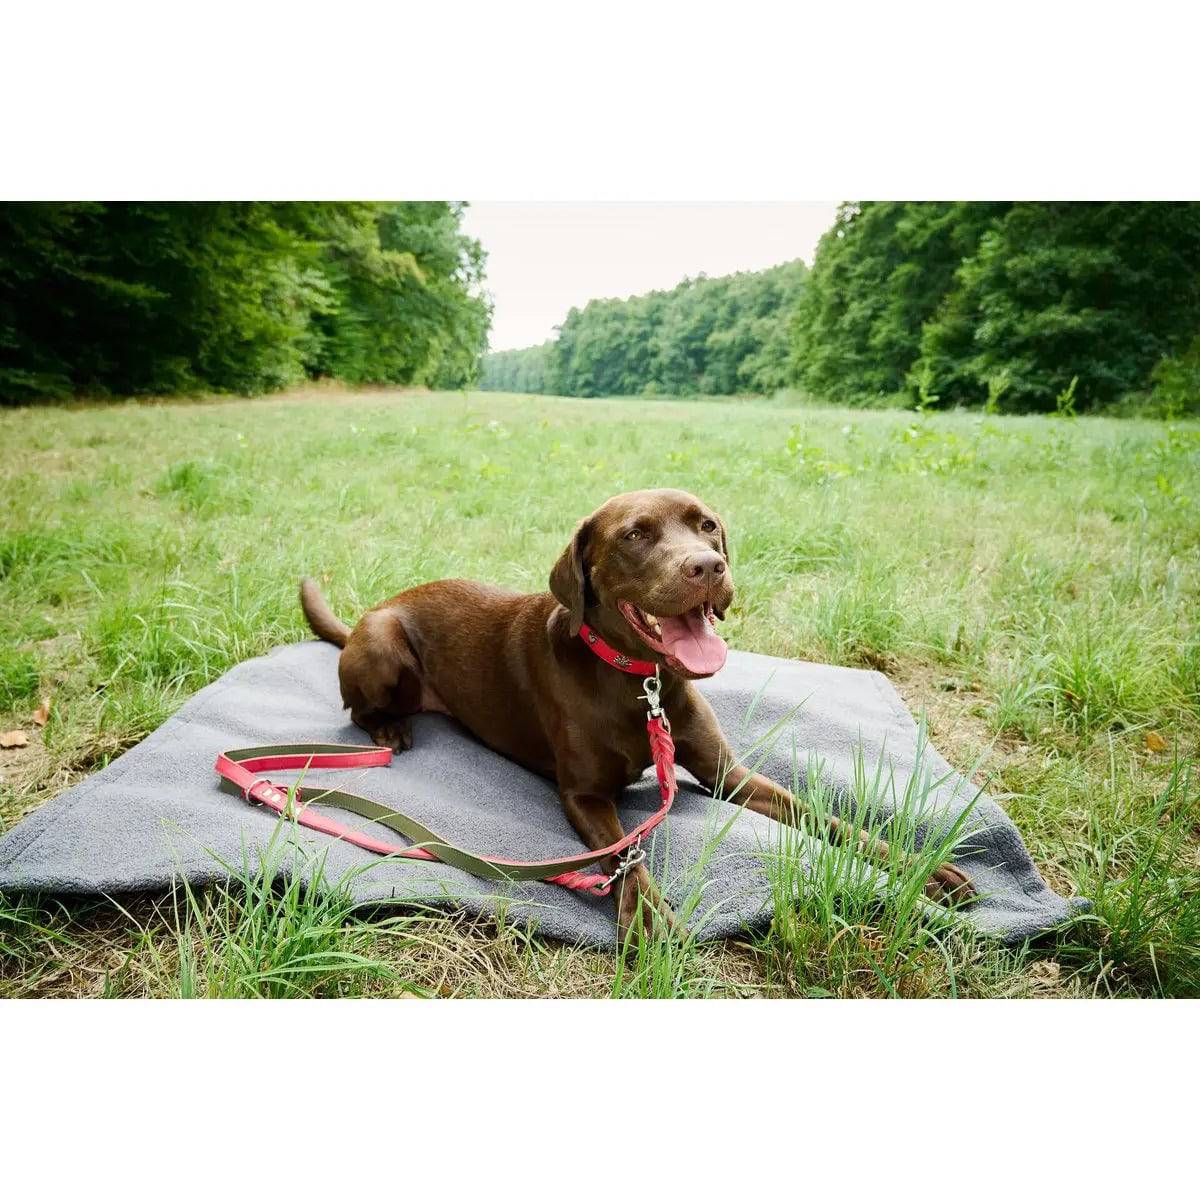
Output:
[{"xmin": 301, "ymin": 487, "xmax": 972, "ymax": 942}]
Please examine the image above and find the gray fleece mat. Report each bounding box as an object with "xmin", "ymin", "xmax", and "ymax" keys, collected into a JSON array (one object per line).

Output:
[{"xmin": 0, "ymin": 641, "xmax": 1087, "ymax": 945}]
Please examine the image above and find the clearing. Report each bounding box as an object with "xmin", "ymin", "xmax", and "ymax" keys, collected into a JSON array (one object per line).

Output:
[{"xmin": 1, "ymin": 386, "xmax": 1197, "ymax": 997}]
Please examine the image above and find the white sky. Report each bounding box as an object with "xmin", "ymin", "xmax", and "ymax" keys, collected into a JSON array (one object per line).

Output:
[{"xmin": 461, "ymin": 202, "xmax": 838, "ymax": 352}]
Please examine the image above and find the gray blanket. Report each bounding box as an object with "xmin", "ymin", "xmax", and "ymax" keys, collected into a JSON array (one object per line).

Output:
[{"xmin": 0, "ymin": 641, "xmax": 1087, "ymax": 945}]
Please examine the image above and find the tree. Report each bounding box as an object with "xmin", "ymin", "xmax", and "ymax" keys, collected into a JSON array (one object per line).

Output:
[
  {"xmin": 791, "ymin": 201, "xmax": 1200, "ymax": 411},
  {"xmin": 480, "ymin": 342, "xmax": 554, "ymax": 392},
  {"xmin": 916, "ymin": 203, "xmax": 1200, "ymax": 409},
  {"xmin": 0, "ymin": 202, "xmax": 490, "ymax": 404},
  {"xmin": 480, "ymin": 259, "xmax": 808, "ymax": 398},
  {"xmin": 790, "ymin": 202, "xmax": 1009, "ymax": 404},
  {"xmin": 311, "ymin": 202, "xmax": 489, "ymax": 390}
]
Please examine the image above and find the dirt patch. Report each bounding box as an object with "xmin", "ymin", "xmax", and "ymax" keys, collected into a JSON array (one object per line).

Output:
[
  {"xmin": 887, "ymin": 660, "xmax": 1087, "ymax": 898},
  {"xmin": 0, "ymin": 734, "xmax": 74, "ymax": 832},
  {"xmin": 887, "ymin": 658, "xmax": 1009, "ymax": 794}
]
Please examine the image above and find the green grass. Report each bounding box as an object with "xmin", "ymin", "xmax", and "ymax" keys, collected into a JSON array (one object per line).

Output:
[
  {"xmin": 1, "ymin": 383, "xmax": 1197, "ymax": 997},
  {"xmin": 756, "ymin": 729, "xmax": 988, "ymax": 999},
  {"xmin": 102, "ymin": 820, "xmax": 422, "ymax": 999}
]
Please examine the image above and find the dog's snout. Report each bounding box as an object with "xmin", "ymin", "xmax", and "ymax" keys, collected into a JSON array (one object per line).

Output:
[{"xmin": 682, "ymin": 551, "xmax": 726, "ymax": 581}]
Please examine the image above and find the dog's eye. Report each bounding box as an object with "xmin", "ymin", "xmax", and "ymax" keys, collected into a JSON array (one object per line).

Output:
[
  {"xmin": 625, "ymin": 530, "xmax": 642, "ymax": 541},
  {"xmin": 700, "ymin": 519, "xmax": 717, "ymax": 532}
]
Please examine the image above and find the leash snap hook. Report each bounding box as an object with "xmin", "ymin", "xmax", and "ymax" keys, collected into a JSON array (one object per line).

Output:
[
  {"xmin": 641, "ymin": 667, "xmax": 664, "ymax": 719},
  {"xmin": 641, "ymin": 666, "xmax": 671, "ymax": 732},
  {"xmin": 603, "ymin": 836, "xmax": 646, "ymax": 888}
]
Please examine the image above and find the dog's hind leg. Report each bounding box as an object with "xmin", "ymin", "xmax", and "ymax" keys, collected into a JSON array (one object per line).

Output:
[{"xmin": 337, "ymin": 607, "xmax": 424, "ymax": 752}]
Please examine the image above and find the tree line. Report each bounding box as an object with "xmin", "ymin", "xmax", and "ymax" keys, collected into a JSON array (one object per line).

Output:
[
  {"xmin": 482, "ymin": 259, "xmax": 806, "ymax": 398},
  {"xmin": 484, "ymin": 202, "xmax": 1200, "ymax": 413},
  {"xmin": 0, "ymin": 202, "xmax": 489, "ymax": 404}
]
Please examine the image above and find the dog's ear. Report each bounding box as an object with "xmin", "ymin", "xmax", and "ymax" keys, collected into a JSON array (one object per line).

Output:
[{"xmin": 549, "ymin": 516, "xmax": 594, "ymax": 636}]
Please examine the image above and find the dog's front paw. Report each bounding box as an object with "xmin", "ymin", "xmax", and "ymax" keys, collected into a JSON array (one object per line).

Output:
[
  {"xmin": 615, "ymin": 866, "xmax": 679, "ymax": 948},
  {"xmin": 370, "ymin": 719, "xmax": 413, "ymax": 753},
  {"xmin": 924, "ymin": 860, "xmax": 975, "ymax": 905}
]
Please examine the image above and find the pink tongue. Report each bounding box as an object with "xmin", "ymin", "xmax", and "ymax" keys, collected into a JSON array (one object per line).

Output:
[{"xmin": 656, "ymin": 609, "xmax": 728, "ymax": 675}]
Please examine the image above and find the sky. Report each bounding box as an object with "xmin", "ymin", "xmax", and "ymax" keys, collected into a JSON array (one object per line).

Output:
[{"xmin": 460, "ymin": 202, "xmax": 838, "ymax": 352}]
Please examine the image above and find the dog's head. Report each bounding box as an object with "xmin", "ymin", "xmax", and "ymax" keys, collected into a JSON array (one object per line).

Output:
[{"xmin": 549, "ymin": 488, "xmax": 734, "ymax": 678}]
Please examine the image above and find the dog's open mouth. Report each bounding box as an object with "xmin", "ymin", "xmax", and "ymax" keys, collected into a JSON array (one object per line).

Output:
[{"xmin": 618, "ymin": 601, "xmax": 728, "ymax": 677}]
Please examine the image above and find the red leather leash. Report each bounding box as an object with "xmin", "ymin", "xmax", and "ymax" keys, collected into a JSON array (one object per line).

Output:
[{"xmin": 213, "ymin": 627, "xmax": 676, "ymax": 897}]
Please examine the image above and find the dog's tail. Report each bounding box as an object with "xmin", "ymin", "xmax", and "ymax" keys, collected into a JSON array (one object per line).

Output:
[{"xmin": 300, "ymin": 577, "xmax": 351, "ymax": 648}]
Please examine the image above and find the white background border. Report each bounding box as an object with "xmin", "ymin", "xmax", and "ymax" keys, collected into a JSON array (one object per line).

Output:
[
  {"xmin": 4, "ymin": 2, "xmax": 1198, "ymax": 199},
  {"xmin": 2, "ymin": 1, "xmax": 1196, "ymax": 1188}
]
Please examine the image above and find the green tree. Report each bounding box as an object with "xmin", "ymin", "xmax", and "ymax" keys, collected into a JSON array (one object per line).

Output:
[
  {"xmin": 480, "ymin": 342, "xmax": 554, "ymax": 392},
  {"xmin": 311, "ymin": 202, "xmax": 489, "ymax": 390},
  {"xmin": 481, "ymin": 259, "xmax": 808, "ymax": 398},
  {"xmin": 790, "ymin": 202, "xmax": 1008, "ymax": 405},
  {"xmin": 791, "ymin": 201, "xmax": 1200, "ymax": 412},
  {"xmin": 0, "ymin": 202, "xmax": 490, "ymax": 404},
  {"xmin": 916, "ymin": 203, "xmax": 1200, "ymax": 409}
]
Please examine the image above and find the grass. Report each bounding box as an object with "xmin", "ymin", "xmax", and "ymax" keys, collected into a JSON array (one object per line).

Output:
[
  {"xmin": 1, "ymin": 383, "xmax": 1197, "ymax": 997},
  {"xmin": 101, "ymin": 821, "xmax": 420, "ymax": 999},
  {"xmin": 756, "ymin": 730, "xmax": 987, "ymax": 999}
]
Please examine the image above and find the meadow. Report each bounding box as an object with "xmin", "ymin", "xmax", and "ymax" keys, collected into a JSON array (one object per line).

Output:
[{"xmin": 1, "ymin": 386, "xmax": 1197, "ymax": 998}]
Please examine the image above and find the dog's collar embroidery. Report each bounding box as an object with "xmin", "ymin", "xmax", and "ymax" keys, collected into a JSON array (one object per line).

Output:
[{"xmin": 577, "ymin": 623, "xmax": 657, "ymax": 676}]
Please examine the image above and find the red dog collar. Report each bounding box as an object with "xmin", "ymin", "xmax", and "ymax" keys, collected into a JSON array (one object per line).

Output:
[{"xmin": 578, "ymin": 622, "xmax": 657, "ymax": 675}]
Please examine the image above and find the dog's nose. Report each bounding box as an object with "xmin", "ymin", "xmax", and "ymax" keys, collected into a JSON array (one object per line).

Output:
[{"xmin": 683, "ymin": 551, "xmax": 726, "ymax": 580}]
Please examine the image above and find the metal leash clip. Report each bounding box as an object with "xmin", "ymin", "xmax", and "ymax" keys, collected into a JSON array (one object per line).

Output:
[
  {"xmin": 603, "ymin": 836, "xmax": 646, "ymax": 888},
  {"xmin": 641, "ymin": 666, "xmax": 667, "ymax": 726}
]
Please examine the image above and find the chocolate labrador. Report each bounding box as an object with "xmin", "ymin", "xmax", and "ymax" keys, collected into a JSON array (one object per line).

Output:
[{"xmin": 301, "ymin": 487, "xmax": 972, "ymax": 942}]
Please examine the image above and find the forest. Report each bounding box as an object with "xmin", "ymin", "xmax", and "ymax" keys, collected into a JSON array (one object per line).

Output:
[
  {"xmin": 482, "ymin": 258, "xmax": 807, "ymax": 398},
  {"xmin": 5, "ymin": 202, "xmax": 1200, "ymax": 413},
  {"xmin": 0, "ymin": 202, "xmax": 489, "ymax": 404},
  {"xmin": 483, "ymin": 202, "xmax": 1200, "ymax": 414}
]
